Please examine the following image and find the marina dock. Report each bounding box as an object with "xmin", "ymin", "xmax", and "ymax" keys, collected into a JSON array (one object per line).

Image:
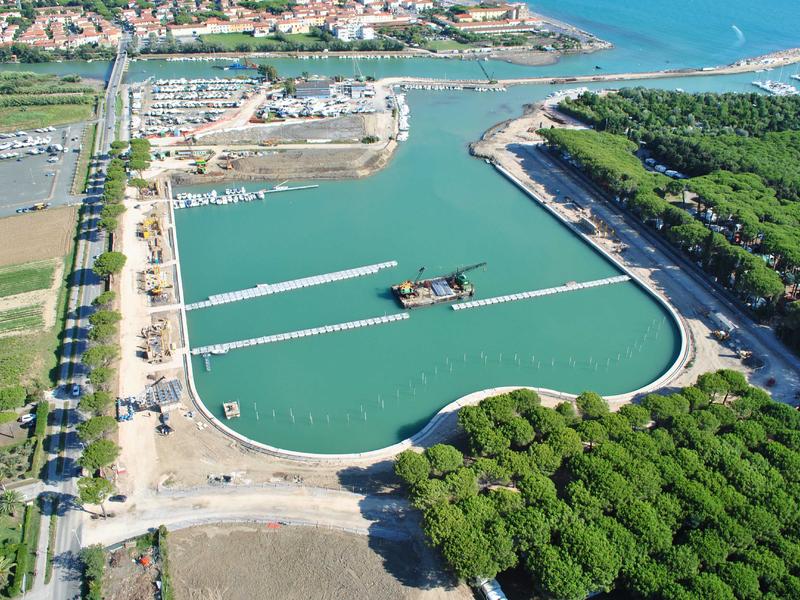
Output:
[
  {"xmin": 190, "ymin": 312, "xmax": 410, "ymax": 356},
  {"xmin": 452, "ymin": 275, "xmax": 631, "ymax": 311},
  {"xmin": 265, "ymin": 184, "xmax": 319, "ymax": 194},
  {"xmin": 185, "ymin": 260, "xmax": 398, "ymax": 311}
]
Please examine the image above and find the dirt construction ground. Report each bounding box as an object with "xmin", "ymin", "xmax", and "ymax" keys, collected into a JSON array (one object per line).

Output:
[
  {"xmin": 168, "ymin": 523, "xmax": 472, "ymax": 600},
  {"xmin": 0, "ymin": 206, "xmax": 77, "ymax": 266},
  {"xmin": 197, "ymin": 114, "xmax": 376, "ymax": 144}
]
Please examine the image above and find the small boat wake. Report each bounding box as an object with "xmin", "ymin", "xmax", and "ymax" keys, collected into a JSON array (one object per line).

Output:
[{"xmin": 731, "ymin": 24, "xmax": 745, "ymax": 47}]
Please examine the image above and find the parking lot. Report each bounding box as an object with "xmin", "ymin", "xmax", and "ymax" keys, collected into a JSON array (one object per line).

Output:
[{"xmin": 0, "ymin": 123, "xmax": 86, "ymax": 218}]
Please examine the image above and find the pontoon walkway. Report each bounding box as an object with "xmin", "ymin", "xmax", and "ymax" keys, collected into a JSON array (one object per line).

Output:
[
  {"xmin": 185, "ymin": 261, "xmax": 398, "ymax": 311},
  {"xmin": 452, "ymin": 275, "xmax": 631, "ymax": 311},
  {"xmin": 190, "ymin": 312, "xmax": 410, "ymax": 356}
]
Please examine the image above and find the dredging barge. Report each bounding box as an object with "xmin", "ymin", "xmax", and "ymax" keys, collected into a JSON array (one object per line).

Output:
[{"xmin": 391, "ymin": 263, "xmax": 486, "ymax": 309}]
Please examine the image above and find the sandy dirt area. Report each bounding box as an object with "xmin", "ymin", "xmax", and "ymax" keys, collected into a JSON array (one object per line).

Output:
[
  {"xmin": 166, "ymin": 140, "xmax": 397, "ymax": 186},
  {"xmin": 488, "ymin": 50, "xmax": 561, "ymax": 66},
  {"xmin": 168, "ymin": 523, "xmax": 471, "ymax": 600},
  {"xmin": 197, "ymin": 114, "xmax": 372, "ymax": 144},
  {"xmin": 103, "ymin": 545, "xmax": 162, "ymax": 600},
  {"xmin": 0, "ymin": 206, "xmax": 77, "ymax": 266}
]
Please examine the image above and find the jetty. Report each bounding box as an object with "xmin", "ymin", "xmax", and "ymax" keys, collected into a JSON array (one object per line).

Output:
[
  {"xmin": 190, "ymin": 312, "xmax": 410, "ymax": 356},
  {"xmin": 185, "ymin": 260, "xmax": 398, "ymax": 311},
  {"xmin": 452, "ymin": 275, "xmax": 631, "ymax": 311},
  {"xmin": 265, "ymin": 184, "xmax": 319, "ymax": 194}
]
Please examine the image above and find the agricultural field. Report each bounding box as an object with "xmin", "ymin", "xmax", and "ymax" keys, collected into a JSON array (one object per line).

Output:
[
  {"xmin": 0, "ymin": 261, "xmax": 55, "ymax": 298},
  {"xmin": 0, "ymin": 207, "xmax": 77, "ymax": 388},
  {"xmin": 0, "ymin": 71, "xmax": 98, "ymax": 132},
  {"xmin": 0, "ymin": 207, "xmax": 76, "ymax": 267},
  {"xmin": 0, "ymin": 305, "xmax": 44, "ymax": 334}
]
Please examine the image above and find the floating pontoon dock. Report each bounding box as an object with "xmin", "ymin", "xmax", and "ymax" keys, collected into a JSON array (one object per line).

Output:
[
  {"xmin": 452, "ymin": 275, "xmax": 631, "ymax": 311},
  {"xmin": 185, "ymin": 261, "xmax": 398, "ymax": 311},
  {"xmin": 265, "ymin": 184, "xmax": 319, "ymax": 194},
  {"xmin": 190, "ymin": 312, "xmax": 409, "ymax": 356}
]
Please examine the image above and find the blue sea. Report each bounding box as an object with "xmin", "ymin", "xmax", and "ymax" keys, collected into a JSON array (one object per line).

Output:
[{"xmin": 535, "ymin": 0, "xmax": 800, "ymax": 71}]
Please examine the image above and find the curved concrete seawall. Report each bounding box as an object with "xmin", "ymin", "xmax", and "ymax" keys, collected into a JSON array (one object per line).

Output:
[{"xmin": 167, "ymin": 159, "xmax": 690, "ymax": 464}]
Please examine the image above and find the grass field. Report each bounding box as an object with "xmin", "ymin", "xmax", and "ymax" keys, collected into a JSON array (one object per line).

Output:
[
  {"xmin": 0, "ymin": 305, "xmax": 44, "ymax": 334},
  {"xmin": 0, "ymin": 513, "xmax": 22, "ymax": 548},
  {"xmin": 0, "ymin": 261, "xmax": 55, "ymax": 299},
  {"xmin": 425, "ymin": 39, "xmax": 471, "ymax": 52},
  {"xmin": 0, "ymin": 104, "xmax": 95, "ymax": 133},
  {"xmin": 199, "ymin": 32, "xmax": 321, "ymax": 50}
]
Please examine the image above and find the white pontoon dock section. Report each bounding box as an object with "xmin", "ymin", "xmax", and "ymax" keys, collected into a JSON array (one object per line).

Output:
[
  {"xmin": 452, "ymin": 275, "xmax": 632, "ymax": 311},
  {"xmin": 190, "ymin": 312, "xmax": 410, "ymax": 356},
  {"xmin": 185, "ymin": 261, "xmax": 398, "ymax": 311}
]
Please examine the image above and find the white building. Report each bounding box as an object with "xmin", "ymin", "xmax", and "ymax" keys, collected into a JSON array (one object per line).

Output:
[{"xmin": 333, "ymin": 22, "xmax": 375, "ymax": 41}]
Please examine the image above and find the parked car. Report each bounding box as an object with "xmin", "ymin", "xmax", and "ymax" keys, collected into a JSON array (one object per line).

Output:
[
  {"xmin": 18, "ymin": 414, "xmax": 36, "ymax": 424},
  {"xmin": 71, "ymin": 384, "xmax": 81, "ymax": 398},
  {"xmin": 109, "ymin": 495, "xmax": 127, "ymax": 503}
]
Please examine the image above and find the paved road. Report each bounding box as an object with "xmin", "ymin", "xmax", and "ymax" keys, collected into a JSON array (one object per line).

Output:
[
  {"xmin": 513, "ymin": 143, "xmax": 800, "ymax": 398},
  {"xmin": 28, "ymin": 37, "xmax": 129, "ymax": 600}
]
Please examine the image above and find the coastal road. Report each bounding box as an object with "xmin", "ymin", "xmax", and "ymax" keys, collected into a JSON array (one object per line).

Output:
[
  {"xmin": 514, "ymin": 143, "xmax": 800, "ymax": 398},
  {"xmin": 29, "ymin": 37, "xmax": 129, "ymax": 600}
]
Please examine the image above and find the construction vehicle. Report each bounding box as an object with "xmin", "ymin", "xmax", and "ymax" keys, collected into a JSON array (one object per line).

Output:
[
  {"xmin": 478, "ymin": 61, "xmax": 498, "ymax": 85},
  {"xmin": 32, "ymin": 202, "xmax": 50, "ymax": 211},
  {"xmin": 391, "ymin": 262, "xmax": 487, "ymax": 308}
]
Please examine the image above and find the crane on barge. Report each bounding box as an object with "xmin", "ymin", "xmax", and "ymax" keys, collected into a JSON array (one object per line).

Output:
[{"xmin": 392, "ymin": 262, "xmax": 487, "ymax": 309}]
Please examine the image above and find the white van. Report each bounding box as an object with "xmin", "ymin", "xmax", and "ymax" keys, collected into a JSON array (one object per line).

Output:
[{"xmin": 476, "ymin": 578, "xmax": 507, "ymax": 600}]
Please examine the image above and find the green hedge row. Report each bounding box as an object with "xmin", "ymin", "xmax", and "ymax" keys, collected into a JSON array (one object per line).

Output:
[
  {"xmin": 157, "ymin": 525, "xmax": 174, "ymax": 600},
  {"xmin": 8, "ymin": 543, "xmax": 28, "ymax": 596},
  {"xmin": 33, "ymin": 401, "xmax": 48, "ymax": 439},
  {"xmin": 0, "ymin": 94, "xmax": 94, "ymax": 107}
]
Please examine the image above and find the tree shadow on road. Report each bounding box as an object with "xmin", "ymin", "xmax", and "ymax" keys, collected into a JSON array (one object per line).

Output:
[
  {"xmin": 337, "ymin": 460, "xmax": 397, "ymax": 494},
  {"xmin": 52, "ymin": 549, "xmax": 83, "ymax": 584}
]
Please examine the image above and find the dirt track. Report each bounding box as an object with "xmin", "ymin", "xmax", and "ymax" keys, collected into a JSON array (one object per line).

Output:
[{"xmin": 169, "ymin": 523, "xmax": 471, "ymax": 600}]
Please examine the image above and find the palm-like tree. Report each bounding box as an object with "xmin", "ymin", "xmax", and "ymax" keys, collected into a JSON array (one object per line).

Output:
[
  {"xmin": 0, "ymin": 490, "xmax": 23, "ymax": 517},
  {"xmin": 0, "ymin": 555, "xmax": 15, "ymax": 582}
]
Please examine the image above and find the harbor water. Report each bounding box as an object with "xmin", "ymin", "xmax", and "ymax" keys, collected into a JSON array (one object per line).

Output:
[{"xmin": 176, "ymin": 73, "xmax": 761, "ymax": 454}]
